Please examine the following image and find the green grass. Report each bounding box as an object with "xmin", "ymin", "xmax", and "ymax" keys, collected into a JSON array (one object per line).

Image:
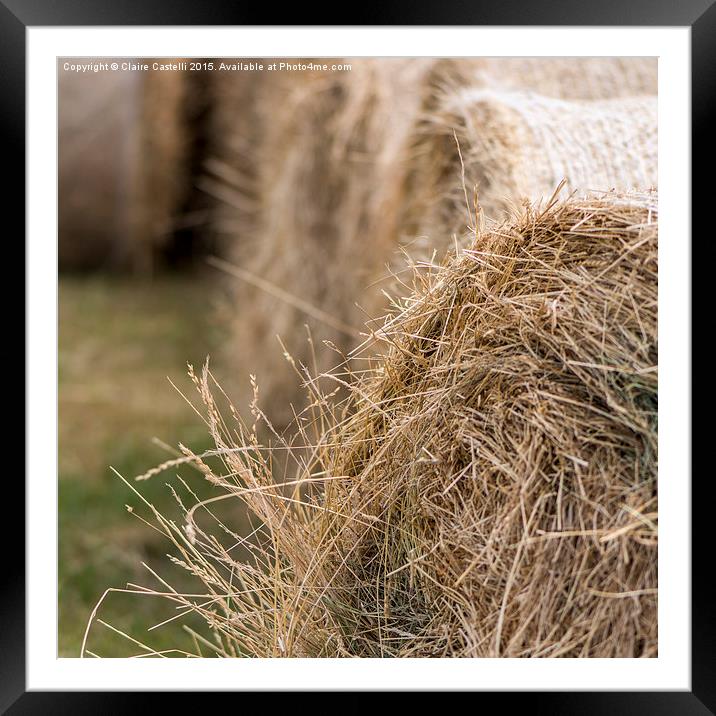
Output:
[{"xmin": 59, "ymin": 274, "xmax": 228, "ymax": 657}]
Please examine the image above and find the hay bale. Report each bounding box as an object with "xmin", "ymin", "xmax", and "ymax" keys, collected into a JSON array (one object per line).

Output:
[
  {"xmin": 397, "ymin": 90, "xmax": 657, "ymax": 245},
  {"xmin": 176, "ymin": 191, "xmax": 658, "ymax": 658},
  {"xmin": 216, "ymin": 58, "xmax": 657, "ymax": 430},
  {"xmin": 58, "ymin": 61, "xmax": 192, "ymax": 272},
  {"xmin": 58, "ymin": 67, "xmax": 140, "ymax": 270}
]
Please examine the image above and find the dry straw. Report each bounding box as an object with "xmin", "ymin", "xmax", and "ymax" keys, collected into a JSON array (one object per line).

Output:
[{"xmin": 95, "ymin": 191, "xmax": 657, "ymax": 658}]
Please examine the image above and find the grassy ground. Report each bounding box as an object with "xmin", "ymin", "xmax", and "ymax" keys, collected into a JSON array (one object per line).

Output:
[{"xmin": 59, "ymin": 274, "xmax": 228, "ymax": 657}]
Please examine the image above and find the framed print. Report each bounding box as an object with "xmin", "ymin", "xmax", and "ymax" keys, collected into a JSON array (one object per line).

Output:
[{"xmin": 5, "ymin": 0, "xmax": 712, "ymax": 710}]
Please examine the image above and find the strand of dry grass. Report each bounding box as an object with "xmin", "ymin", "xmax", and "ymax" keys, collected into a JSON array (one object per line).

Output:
[{"xmin": 89, "ymin": 191, "xmax": 657, "ymax": 658}]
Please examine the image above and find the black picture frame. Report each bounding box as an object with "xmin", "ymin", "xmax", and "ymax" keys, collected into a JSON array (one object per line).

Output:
[{"xmin": 5, "ymin": 1, "xmax": 710, "ymax": 711}]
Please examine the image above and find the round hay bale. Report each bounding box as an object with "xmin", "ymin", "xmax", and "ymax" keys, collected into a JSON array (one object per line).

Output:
[
  {"xmin": 59, "ymin": 61, "xmax": 192, "ymax": 272},
  {"xmin": 411, "ymin": 58, "xmax": 657, "ymax": 118},
  {"xmin": 395, "ymin": 89, "xmax": 657, "ymax": 248},
  {"xmin": 389, "ymin": 57, "xmax": 656, "ymax": 249},
  {"xmin": 181, "ymin": 191, "xmax": 658, "ymax": 658},
  {"xmin": 58, "ymin": 66, "xmax": 140, "ymax": 270}
]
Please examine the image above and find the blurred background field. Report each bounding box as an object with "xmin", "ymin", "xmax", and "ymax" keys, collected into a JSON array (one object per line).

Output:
[{"xmin": 58, "ymin": 274, "xmax": 223, "ymax": 656}]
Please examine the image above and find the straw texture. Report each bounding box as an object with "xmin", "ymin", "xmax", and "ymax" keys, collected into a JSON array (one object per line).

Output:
[{"xmin": 134, "ymin": 191, "xmax": 658, "ymax": 659}]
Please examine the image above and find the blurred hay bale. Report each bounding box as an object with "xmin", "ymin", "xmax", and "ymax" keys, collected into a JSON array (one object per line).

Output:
[
  {"xmin": 392, "ymin": 57, "xmax": 657, "ymax": 248},
  {"xmin": 58, "ymin": 67, "xmax": 139, "ymax": 270},
  {"xmin": 176, "ymin": 191, "xmax": 658, "ymax": 658},
  {"xmin": 217, "ymin": 59, "xmax": 435, "ymax": 428},
  {"xmin": 58, "ymin": 61, "xmax": 192, "ymax": 272}
]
